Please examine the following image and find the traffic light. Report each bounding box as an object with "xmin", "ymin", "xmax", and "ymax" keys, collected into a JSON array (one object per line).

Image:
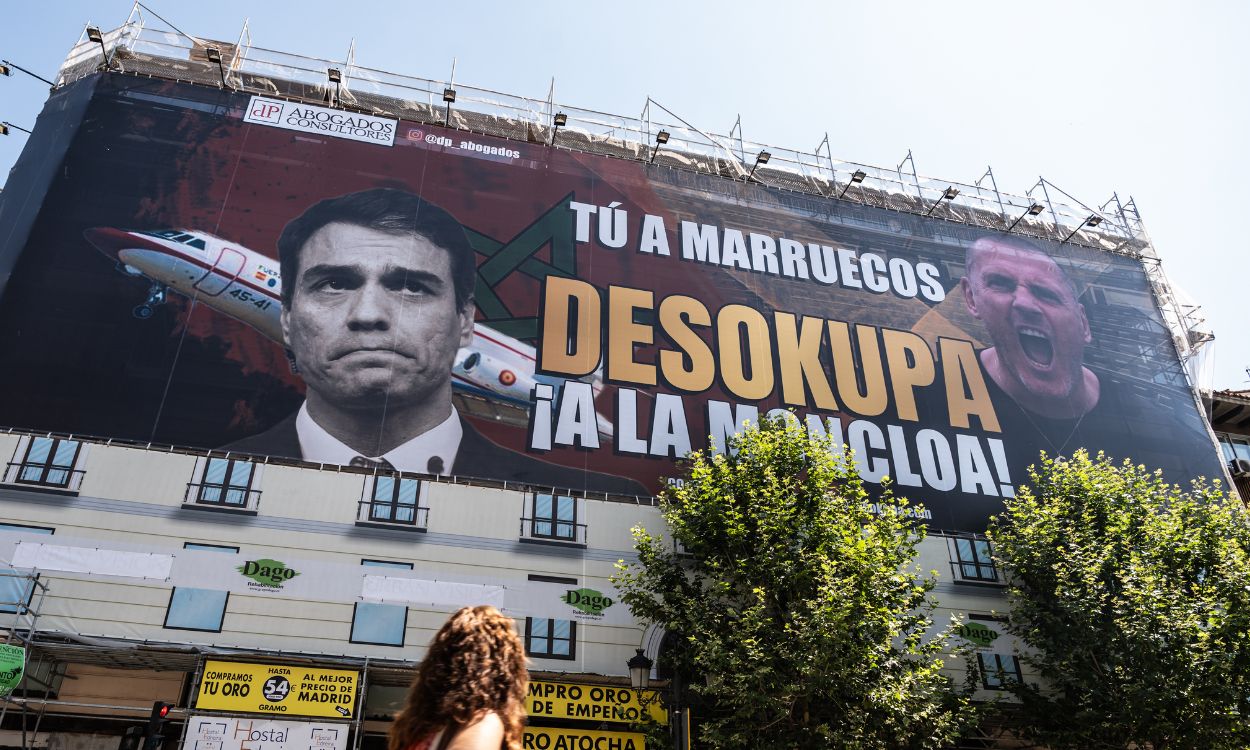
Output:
[{"xmin": 143, "ymin": 702, "xmax": 172, "ymax": 750}]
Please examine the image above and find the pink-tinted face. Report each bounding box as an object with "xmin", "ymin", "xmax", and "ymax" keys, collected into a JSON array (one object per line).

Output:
[
  {"xmin": 282, "ymin": 222, "xmax": 474, "ymax": 411},
  {"xmin": 961, "ymin": 240, "xmax": 1091, "ymax": 402}
]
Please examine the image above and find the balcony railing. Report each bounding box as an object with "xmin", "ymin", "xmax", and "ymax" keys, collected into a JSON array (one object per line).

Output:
[
  {"xmin": 4, "ymin": 462, "xmax": 86, "ymax": 490},
  {"xmin": 357, "ymin": 498, "xmax": 430, "ymax": 529},
  {"xmin": 184, "ymin": 482, "xmax": 261, "ymax": 512},
  {"xmin": 519, "ymin": 517, "xmax": 587, "ymax": 546}
]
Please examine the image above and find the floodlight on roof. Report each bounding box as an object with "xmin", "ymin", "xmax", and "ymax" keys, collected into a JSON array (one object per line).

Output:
[
  {"xmin": 747, "ymin": 150, "xmax": 771, "ymax": 180},
  {"xmin": 326, "ymin": 68, "xmax": 344, "ymax": 108},
  {"xmin": 441, "ymin": 87, "xmax": 457, "ymax": 127},
  {"xmin": 649, "ymin": 130, "xmax": 671, "ymax": 164},
  {"xmin": 1061, "ymin": 214, "xmax": 1106, "ymax": 244},
  {"xmin": 86, "ymin": 25, "xmax": 110, "ymax": 69},
  {"xmin": 838, "ymin": 169, "xmax": 868, "ymax": 199},
  {"xmin": 550, "ymin": 112, "xmax": 568, "ymax": 147},
  {"xmin": 0, "ymin": 59, "xmax": 56, "ymax": 87},
  {"xmin": 925, "ymin": 186, "xmax": 959, "ymax": 216},
  {"xmin": 1, "ymin": 121, "xmax": 32, "ymax": 135},
  {"xmin": 205, "ymin": 47, "xmax": 230, "ymax": 89},
  {"xmin": 1007, "ymin": 202, "xmax": 1046, "ymax": 232}
]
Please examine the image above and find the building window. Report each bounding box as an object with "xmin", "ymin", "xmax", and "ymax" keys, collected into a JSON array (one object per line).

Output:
[
  {"xmin": 951, "ymin": 536, "xmax": 999, "ymax": 584},
  {"xmin": 351, "ymin": 560, "xmax": 412, "ymax": 646},
  {"xmin": 1218, "ymin": 433, "xmax": 1250, "ymax": 462},
  {"xmin": 525, "ymin": 617, "xmax": 576, "ymax": 660},
  {"xmin": 167, "ymin": 543, "xmax": 234, "ymax": 631},
  {"xmin": 184, "ymin": 542, "xmax": 239, "ymax": 553},
  {"xmin": 350, "ymin": 602, "xmax": 408, "ymax": 646},
  {"xmin": 0, "ymin": 525, "xmax": 53, "ymax": 615},
  {"xmin": 527, "ymin": 574, "xmax": 577, "ymax": 585},
  {"xmin": 1218, "ymin": 433, "xmax": 1250, "ymax": 475},
  {"xmin": 977, "ymin": 652, "xmax": 1022, "ymax": 690},
  {"xmin": 362, "ymin": 560, "xmax": 414, "ymax": 571},
  {"xmin": 0, "ymin": 523, "xmax": 54, "ymax": 536},
  {"xmin": 186, "ymin": 457, "xmax": 261, "ymax": 510},
  {"xmin": 358, "ymin": 475, "xmax": 429, "ymax": 528},
  {"xmin": 5, "ymin": 437, "xmax": 84, "ymax": 490},
  {"xmin": 523, "ymin": 493, "xmax": 584, "ymax": 544},
  {"xmin": 164, "ymin": 588, "xmax": 228, "ymax": 632}
]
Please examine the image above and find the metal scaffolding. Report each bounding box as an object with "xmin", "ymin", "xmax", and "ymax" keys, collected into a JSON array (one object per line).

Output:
[
  {"xmin": 45, "ymin": 3, "xmax": 1212, "ymax": 374},
  {"xmin": 0, "ymin": 571, "xmax": 64, "ymax": 750}
]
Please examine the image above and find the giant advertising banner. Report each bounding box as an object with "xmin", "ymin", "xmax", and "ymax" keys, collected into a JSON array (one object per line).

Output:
[{"xmin": 0, "ymin": 75, "xmax": 1223, "ymax": 531}]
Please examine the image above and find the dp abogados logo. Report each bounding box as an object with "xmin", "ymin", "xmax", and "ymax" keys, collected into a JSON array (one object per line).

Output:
[{"xmin": 248, "ymin": 99, "xmax": 284, "ymax": 124}]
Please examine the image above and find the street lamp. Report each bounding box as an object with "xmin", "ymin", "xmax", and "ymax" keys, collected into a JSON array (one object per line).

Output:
[
  {"xmin": 627, "ymin": 649, "xmax": 686, "ymax": 748},
  {"xmin": 628, "ymin": 649, "xmax": 653, "ymax": 692}
]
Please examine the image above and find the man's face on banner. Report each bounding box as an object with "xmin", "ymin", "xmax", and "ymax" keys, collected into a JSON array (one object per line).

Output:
[
  {"xmin": 281, "ymin": 222, "xmax": 474, "ymax": 410},
  {"xmin": 961, "ymin": 240, "xmax": 1091, "ymax": 402}
]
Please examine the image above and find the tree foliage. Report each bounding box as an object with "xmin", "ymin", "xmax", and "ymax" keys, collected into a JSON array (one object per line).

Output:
[
  {"xmin": 988, "ymin": 450, "xmax": 1250, "ymax": 750},
  {"xmin": 612, "ymin": 416, "xmax": 974, "ymax": 749}
]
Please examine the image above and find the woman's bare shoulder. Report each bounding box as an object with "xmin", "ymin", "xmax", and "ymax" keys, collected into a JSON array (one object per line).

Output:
[{"xmin": 444, "ymin": 712, "xmax": 504, "ymax": 750}]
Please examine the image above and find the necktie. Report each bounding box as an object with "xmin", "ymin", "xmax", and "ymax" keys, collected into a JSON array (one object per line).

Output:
[{"xmin": 350, "ymin": 456, "xmax": 395, "ymax": 471}]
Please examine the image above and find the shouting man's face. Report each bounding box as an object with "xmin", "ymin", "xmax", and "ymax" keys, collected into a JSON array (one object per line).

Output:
[{"xmin": 961, "ymin": 239, "xmax": 1091, "ymax": 404}]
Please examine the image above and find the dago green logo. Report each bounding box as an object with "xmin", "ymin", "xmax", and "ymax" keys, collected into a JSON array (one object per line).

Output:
[
  {"xmin": 957, "ymin": 622, "xmax": 1000, "ymax": 648},
  {"xmin": 237, "ymin": 559, "xmax": 300, "ymax": 588},
  {"xmin": 564, "ymin": 588, "xmax": 613, "ymax": 616}
]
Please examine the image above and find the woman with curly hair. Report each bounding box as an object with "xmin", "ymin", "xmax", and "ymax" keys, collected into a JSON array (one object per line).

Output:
[{"xmin": 388, "ymin": 606, "xmax": 529, "ymax": 750}]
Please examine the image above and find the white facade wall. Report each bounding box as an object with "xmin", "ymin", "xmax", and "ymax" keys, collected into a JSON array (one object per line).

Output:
[{"xmin": 0, "ymin": 431, "xmax": 1027, "ymax": 701}]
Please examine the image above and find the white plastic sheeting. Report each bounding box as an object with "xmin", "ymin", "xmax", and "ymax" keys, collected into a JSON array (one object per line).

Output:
[
  {"xmin": 12, "ymin": 542, "xmax": 173, "ymax": 580},
  {"xmin": 361, "ymin": 575, "xmax": 505, "ymax": 608}
]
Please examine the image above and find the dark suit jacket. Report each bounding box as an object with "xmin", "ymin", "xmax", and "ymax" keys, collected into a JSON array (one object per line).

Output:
[{"xmin": 223, "ymin": 411, "xmax": 648, "ymax": 496}]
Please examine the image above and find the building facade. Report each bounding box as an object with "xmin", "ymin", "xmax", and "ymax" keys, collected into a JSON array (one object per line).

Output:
[{"xmin": 0, "ymin": 15, "xmax": 1228, "ymax": 750}]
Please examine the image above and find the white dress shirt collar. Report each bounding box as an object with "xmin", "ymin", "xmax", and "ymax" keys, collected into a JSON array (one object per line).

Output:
[{"xmin": 294, "ymin": 402, "xmax": 462, "ymax": 475}]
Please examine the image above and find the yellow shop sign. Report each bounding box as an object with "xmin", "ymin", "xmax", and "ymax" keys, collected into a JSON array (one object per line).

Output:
[
  {"xmin": 526, "ymin": 680, "xmax": 667, "ymax": 725},
  {"xmin": 523, "ymin": 727, "xmax": 646, "ymax": 750},
  {"xmin": 195, "ymin": 660, "xmax": 359, "ymax": 718}
]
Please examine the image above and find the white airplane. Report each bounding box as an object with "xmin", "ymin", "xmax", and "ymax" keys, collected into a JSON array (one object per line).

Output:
[{"xmin": 84, "ymin": 226, "xmax": 612, "ymax": 436}]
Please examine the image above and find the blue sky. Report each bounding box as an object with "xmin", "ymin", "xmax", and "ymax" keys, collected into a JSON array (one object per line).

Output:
[{"xmin": 3, "ymin": 0, "xmax": 1248, "ymax": 389}]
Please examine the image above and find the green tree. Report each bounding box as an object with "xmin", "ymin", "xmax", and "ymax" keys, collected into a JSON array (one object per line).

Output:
[
  {"xmin": 613, "ymin": 416, "xmax": 974, "ymax": 749},
  {"xmin": 988, "ymin": 450, "xmax": 1250, "ymax": 750}
]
